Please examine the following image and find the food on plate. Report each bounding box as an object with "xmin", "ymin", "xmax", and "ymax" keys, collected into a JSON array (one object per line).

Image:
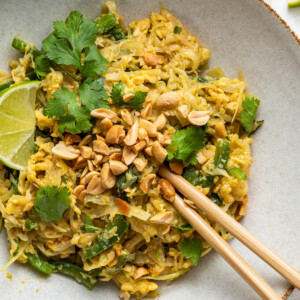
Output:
[{"xmin": 0, "ymin": 1, "xmax": 262, "ymax": 299}]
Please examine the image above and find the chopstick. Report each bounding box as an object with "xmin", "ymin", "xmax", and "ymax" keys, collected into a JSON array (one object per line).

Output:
[
  {"xmin": 158, "ymin": 165, "xmax": 300, "ymax": 289},
  {"xmin": 173, "ymin": 193, "xmax": 281, "ymax": 300}
]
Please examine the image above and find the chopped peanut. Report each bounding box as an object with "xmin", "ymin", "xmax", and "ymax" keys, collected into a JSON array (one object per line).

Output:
[
  {"xmin": 109, "ymin": 160, "xmax": 128, "ymax": 175},
  {"xmin": 140, "ymin": 174, "xmax": 156, "ymax": 193},
  {"xmin": 155, "ymin": 91, "xmax": 180, "ymax": 110},
  {"xmin": 115, "ymin": 198, "xmax": 130, "ymax": 215},
  {"xmin": 144, "ymin": 52, "xmax": 164, "ymax": 66},
  {"xmin": 169, "ymin": 161, "xmax": 183, "ymax": 175}
]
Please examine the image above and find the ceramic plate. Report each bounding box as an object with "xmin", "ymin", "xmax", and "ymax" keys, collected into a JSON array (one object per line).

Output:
[{"xmin": 0, "ymin": 0, "xmax": 299, "ymax": 299}]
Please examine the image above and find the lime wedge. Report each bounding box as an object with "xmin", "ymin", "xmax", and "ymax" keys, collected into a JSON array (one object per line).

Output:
[
  {"xmin": 0, "ymin": 81, "xmax": 40, "ymax": 170},
  {"xmin": 288, "ymin": 0, "xmax": 300, "ymax": 8}
]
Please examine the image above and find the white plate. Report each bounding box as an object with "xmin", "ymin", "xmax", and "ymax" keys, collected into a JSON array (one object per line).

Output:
[{"xmin": 0, "ymin": 0, "xmax": 299, "ymax": 299}]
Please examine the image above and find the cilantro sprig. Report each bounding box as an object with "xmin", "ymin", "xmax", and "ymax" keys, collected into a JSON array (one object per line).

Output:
[
  {"xmin": 167, "ymin": 126, "xmax": 207, "ymax": 165},
  {"xmin": 34, "ymin": 186, "xmax": 71, "ymax": 222},
  {"xmin": 180, "ymin": 238, "xmax": 203, "ymax": 265},
  {"xmin": 41, "ymin": 11, "xmax": 108, "ymax": 78},
  {"xmin": 110, "ymin": 82, "xmax": 147, "ymax": 111},
  {"xmin": 44, "ymin": 78, "xmax": 109, "ymax": 134},
  {"xmin": 241, "ymin": 96, "xmax": 260, "ymax": 132}
]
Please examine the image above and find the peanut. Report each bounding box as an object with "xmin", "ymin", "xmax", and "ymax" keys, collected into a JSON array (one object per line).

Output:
[
  {"xmin": 52, "ymin": 141, "xmax": 79, "ymax": 160},
  {"xmin": 140, "ymin": 174, "xmax": 156, "ymax": 193},
  {"xmin": 106, "ymin": 125, "xmax": 124, "ymax": 144},
  {"xmin": 144, "ymin": 53, "xmax": 164, "ymax": 66},
  {"xmin": 101, "ymin": 162, "xmax": 116, "ymax": 189},
  {"xmin": 169, "ymin": 161, "xmax": 183, "ymax": 175},
  {"xmin": 158, "ymin": 178, "xmax": 175, "ymax": 202},
  {"xmin": 155, "ymin": 91, "xmax": 180, "ymax": 110},
  {"xmin": 124, "ymin": 120, "xmax": 139, "ymax": 146},
  {"xmin": 109, "ymin": 160, "xmax": 128, "ymax": 175},
  {"xmin": 91, "ymin": 108, "xmax": 117, "ymax": 123},
  {"xmin": 152, "ymin": 141, "xmax": 167, "ymax": 163},
  {"xmin": 187, "ymin": 110, "xmax": 210, "ymax": 126},
  {"xmin": 114, "ymin": 198, "xmax": 130, "ymax": 215}
]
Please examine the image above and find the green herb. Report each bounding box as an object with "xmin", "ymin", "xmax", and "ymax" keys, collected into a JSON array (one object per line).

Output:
[
  {"xmin": 34, "ymin": 186, "xmax": 71, "ymax": 222},
  {"xmin": 26, "ymin": 253, "xmax": 54, "ymax": 275},
  {"xmin": 51, "ymin": 261, "xmax": 97, "ymax": 290},
  {"xmin": 241, "ymin": 96, "xmax": 260, "ymax": 132},
  {"xmin": 110, "ymin": 82, "xmax": 147, "ymax": 111},
  {"xmin": 44, "ymin": 77, "xmax": 109, "ymax": 134},
  {"xmin": 78, "ymin": 77, "xmax": 109, "ymax": 111},
  {"xmin": 84, "ymin": 215, "xmax": 102, "ymax": 233},
  {"xmin": 249, "ymin": 120, "xmax": 264, "ymax": 136},
  {"xmin": 44, "ymin": 88, "xmax": 91, "ymax": 134},
  {"xmin": 12, "ymin": 248, "xmax": 19, "ymax": 257},
  {"xmin": 116, "ymin": 166, "xmax": 141, "ymax": 199},
  {"xmin": 174, "ymin": 26, "xmax": 182, "ymax": 34},
  {"xmin": 34, "ymin": 54, "xmax": 52, "ymax": 77},
  {"xmin": 182, "ymin": 165, "xmax": 215, "ymax": 188},
  {"xmin": 179, "ymin": 238, "xmax": 203, "ymax": 265},
  {"xmin": 214, "ymin": 139, "xmax": 230, "ymax": 169},
  {"xmin": 95, "ymin": 13, "xmax": 117, "ymax": 34},
  {"xmin": 227, "ymin": 167, "xmax": 247, "ymax": 181},
  {"xmin": 111, "ymin": 27, "xmax": 127, "ymax": 40},
  {"xmin": 84, "ymin": 214, "xmax": 128, "ymax": 259},
  {"xmin": 197, "ymin": 77, "xmax": 208, "ymax": 83},
  {"xmin": 210, "ymin": 193, "xmax": 223, "ymax": 206},
  {"xmin": 176, "ymin": 224, "xmax": 193, "ymax": 231},
  {"xmin": 167, "ymin": 126, "xmax": 207, "ymax": 165},
  {"xmin": 42, "ymin": 11, "xmax": 108, "ymax": 78},
  {"xmin": 25, "ymin": 219, "xmax": 38, "ymax": 231},
  {"xmin": 9, "ymin": 173, "xmax": 19, "ymax": 194}
]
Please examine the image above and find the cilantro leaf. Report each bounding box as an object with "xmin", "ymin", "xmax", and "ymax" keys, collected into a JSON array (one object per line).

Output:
[
  {"xmin": 81, "ymin": 44, "xmax": 109, "ymax": 78},
  {"xmin": 241, "ymin": 96, "xmax": 260, "ymax": 131},
  {"xmin": 35, "ymin": 54, "xmax": 51, "ymax": 77},
  {"xmin": 25, "ymin": 219, "xmax": 38, "ymax": 231},
  {"xmin": 110, "ymin": 82, "xmax": 125, "ymax": 105},
  {"xmin": 44, "ymin": 88, "xmax": 92, "ymax": 134},
  {"xmin": 167, "ymin": 126, "xmax": 207, "ymax": 165},
  {"xmin": 110, "ymin": 82, "xmax": 147, "ymax": 111},
  {"xmin": 180, "ymin": 238, "xmax": 203, "ymax": 265},
  {"xmin": 174, "ymin": 26, "xmax": 182, "ymax": 34},
  {"xmin": 34, "ymin": 186, "xmax": 71, "ymax": 222},
  {"xmin": 79, "ymin": 78, "xmax": 109, "ymax": 111},
  {"xmin": 42, "ymin": 11, "xmax": 108, "ymax": 77}
]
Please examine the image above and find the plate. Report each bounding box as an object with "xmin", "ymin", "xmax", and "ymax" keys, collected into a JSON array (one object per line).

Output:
[{"xmin": 0, "ymin": 0, "xmax": 299, "ymax": 299}]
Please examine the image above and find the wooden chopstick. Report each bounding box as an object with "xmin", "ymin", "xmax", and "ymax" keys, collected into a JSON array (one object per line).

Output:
[
  {"xmin": 158, "ymin": 165, "xmax": 300, "ymax": 290},
  {"xmin": 173, "ymin": 193, "xmax": 281, "ymax": 300}
]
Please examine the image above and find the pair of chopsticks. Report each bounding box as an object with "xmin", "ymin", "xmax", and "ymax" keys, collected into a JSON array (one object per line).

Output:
[{"xmin": 158, "ymin": 165, "xmax": 300, "ymax": 300}]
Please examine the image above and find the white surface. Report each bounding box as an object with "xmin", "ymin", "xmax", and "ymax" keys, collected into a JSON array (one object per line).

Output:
[
  {"xmin": 0, "ymin": 0, "xmax": 299, "ymax": 299},
  {"xmin": 265, "ymin": 0, "xmax": 300, "ymax": 36}
]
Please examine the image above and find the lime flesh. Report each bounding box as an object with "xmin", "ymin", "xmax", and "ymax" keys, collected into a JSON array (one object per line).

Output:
[{"xmin": 0, "ymin": 81, "xmax": 40, "ymax": 170}]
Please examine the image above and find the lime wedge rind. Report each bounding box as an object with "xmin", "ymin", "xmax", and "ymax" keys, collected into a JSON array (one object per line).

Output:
[
  {"xmin": 288, "ymin": 0, "xmax": 300, "ymax": 8},
  {"xmin": 0, "ymin": 81, "xmax": 40, "ymax": 170}
]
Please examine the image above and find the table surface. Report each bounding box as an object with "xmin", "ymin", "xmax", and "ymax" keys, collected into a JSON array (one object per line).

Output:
[
  {"xmin": 264, "ymin": 2, "xmax": 300, "ymax": 299},
  {"xmin": 266, "ymin": 0, "xmax": 300, "ymax": 36}
]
